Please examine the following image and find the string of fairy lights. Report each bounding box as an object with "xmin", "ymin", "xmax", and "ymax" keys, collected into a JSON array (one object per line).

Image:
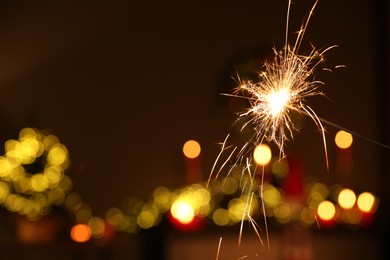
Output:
[{"xmin": 0, "ymin": 128, "xmax": 379, "ymax": 243}]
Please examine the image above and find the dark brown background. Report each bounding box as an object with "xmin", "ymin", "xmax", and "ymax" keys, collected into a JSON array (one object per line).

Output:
[{"xmin": 0, "ymin": 2, "xmax": 388, "ymax": 257}]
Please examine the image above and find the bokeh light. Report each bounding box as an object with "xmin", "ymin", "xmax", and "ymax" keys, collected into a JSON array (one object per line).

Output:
[
  {"xmin": 0, "ymin": 127, "xmax": 379, "ymax": 242},
  {"xmin": 357, "ymin": 192, "xmax": 376, "ymax": 213},
  {"xmin": 71, "ymin": 224, "xmax": 91, "ymax": 243},
  {"xmin": 88, "ymin": 217, "xmax": 106, "ymax": 238},
  {"xmin": 212, "ymin": 208, "xmax": 230, "ymax": 226},
  {"xmin": 253, "ymin": 144, "xmax": 272, "ymax": 165},
  {"xmin": 183, "ymin": 140, "xmax": 201, "ymax": 159},
  {"xmin": 171, "ymin": 200, "xmax": 195, "ymax": 224},
  {"xmin": 137, "ymin": 210, "xmax": 156, "ymax": 229},
  {"xmin": 335, "ymin": 130, "xmax": 353, "ymax": 149},
  {"xmin": 0, "ymin": 128, "xmax": 71, "ymax": 219},
  {"xmin": 267, "ymin": 88, "xmax": 290, "ymax": 117},
  {"xmin": 317, "ymin": 200, "xmax": 336, "ymax": 221},
  {"xmin": 271, "ymin": 159, "xmax": 289, "ymax": 179},
  {"xmin": 263, "ymin": 184, "xmax": 282, "ymax": 208},
  {"xmin": 338, "ymin": 188, "xmax": 356, "ymax": 209}
]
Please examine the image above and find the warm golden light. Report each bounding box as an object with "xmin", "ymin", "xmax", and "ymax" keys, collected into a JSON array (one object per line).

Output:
[
  {"xmin": 213, "ymin": 208, "xmax": 230, "ymax": 226},
  {"xmin": 263, "ymin": 184, "xmax": 282, "ymax": 208},
  {"xmin": 357, "ymin": 192, "xmax": 376, "ymax": 213},
  {"xmin": 71, "ymin": 224, "xmax": 91, "ymax": 243},
  {"xmin": 183, "ymin": 140, "xmax": 201, "ymax": 159},
  {"xmin": 267, "ymin": 88, "xmax": 290, "ymax": 117},
  {"xmin": 274, "ymin": 202, "xmax": 291, "ymax": 224},
  {"xmin": 221, "ymin": 177, "xmax": 238, "ymax": 195},
  {"xmin": 338, "ymin": 188, "xmax": 356, "ymax": 209},
  {"xmin": 253, "ymin": 144, "xmax": 272, "ymax": 165},
  {"xmin": 171, "ymin": 200, "xmax": 195, "ymax": 224},
  {"xmin": 228, "ymin": 198, "xmax": 247, "ymax": 222},
  {"xmin": 137, "ymin": 210, "xmax": 155, "ymax": 229},
  {"xmin": 300, "ymin": 207, "xmax": 316, "ymax": 225},
  {"xmin": 271, "ymin": 159, "xmax": 289, "ymax": 178},
  {"xmin": 317, "ymin": 200, "xmax": 336, "ymax": 221},
  {"xmin": 335, "ymin": 130, "xmax": 353, "ymax": 149},
  {"xmin": 88, "ymin": 217, "xmax": 106, "ymax": 238},
  {"xmin": 47, "ymin": 144, "xmax": 68, "ymax": 165},
  {"xmin": 0, "ymin": 128, "xmax": 71, "ymax": 219},
  {"xmin": 152, "ymin": 186, "xmax": 171, "ymax": 212}
]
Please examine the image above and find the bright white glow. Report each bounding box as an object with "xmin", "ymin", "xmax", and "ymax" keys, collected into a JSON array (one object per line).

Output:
[
  {"xmin": 266, "ymin": 89, "xmax": 290, "ymax": 117},
  {"xmin": 171, "ymin": 200, "xmax": 195, "ymax": 224}
]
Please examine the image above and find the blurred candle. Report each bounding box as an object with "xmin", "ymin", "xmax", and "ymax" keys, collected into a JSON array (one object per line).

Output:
[
  {"xmin": 183, "ymin": 140, "xmax": 202, "ymax": 183},
  {"xmin": 335, "ymin": 130, "xmax": 353, "ymax": 175}
]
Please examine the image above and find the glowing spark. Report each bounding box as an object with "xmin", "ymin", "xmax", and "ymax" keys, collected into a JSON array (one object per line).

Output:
[
  {"xmin": 233, "ymin": 0, "xmax": 332, "ymax": 157},
  {"xmin": 210, "ymin": 0, "xmax": 333, "ymax": 253},
  {"xmin": 215, "ymin": 237, "xmax": 222, "ymax": 260},
  {"xmin": 266, "ymin": 88, "xmax": 290, "ymax": 117}
]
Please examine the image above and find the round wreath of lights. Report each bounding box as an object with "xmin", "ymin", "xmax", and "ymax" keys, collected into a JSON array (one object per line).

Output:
[{"xmin": 0, "ymin": 128, "xmax": 72, "ymax": 219}]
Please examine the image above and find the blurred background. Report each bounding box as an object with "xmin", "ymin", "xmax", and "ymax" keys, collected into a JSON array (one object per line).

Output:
[{"xmin": 0, "ymin": 0, "xmax": 388, "ymax": 259}]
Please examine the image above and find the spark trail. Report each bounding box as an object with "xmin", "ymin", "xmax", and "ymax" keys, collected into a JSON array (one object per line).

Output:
[
  {"xmin": 210, "ymin": 0, "xmax": 334, "ymax": 254},
  {"xmin": 232, "ymin": 0, "xmax": 333, "ymax": 159},
  {"xmin": 211, "ymin": 0, "xmax": 389, "ymax": 256}
]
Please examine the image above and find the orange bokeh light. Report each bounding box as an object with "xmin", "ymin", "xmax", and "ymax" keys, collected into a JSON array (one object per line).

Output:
[{"xmin": 70, "ymin": 224, "xmax": 91, "ymax": 243}]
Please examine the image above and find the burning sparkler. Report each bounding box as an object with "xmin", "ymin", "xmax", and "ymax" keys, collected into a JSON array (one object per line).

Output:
[
  {"xmin": 232, "ymin": 0, "xmax": 333, "ymax": 160},
  {"xmin": 211, "ymin": 0, "xmax": 333, "ymax": 254}
]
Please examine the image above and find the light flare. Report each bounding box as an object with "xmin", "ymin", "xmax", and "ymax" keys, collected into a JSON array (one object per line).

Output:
[
  {"xmin": 235, "ymin": 39, "xmax": 331, "ymax": 156},
  {"xmin": 266, "ymin": 88, "xmax": 290, "ymax": 117},
  {"xmin": 210, "ymin": 0, "xmax": 332, "ymax": 252}
]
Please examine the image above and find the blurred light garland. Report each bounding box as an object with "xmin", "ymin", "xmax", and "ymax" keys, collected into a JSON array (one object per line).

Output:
[
  {"xmin": 0, "ymin": 128, "xmax": 71, "ymax": 219},
  {"xmin": 64, "ymin": 161, "xmax": 379, "ymax": 238},
  {"xmin": 0, "ymin": 128, "xmax": 379, "ymax": 242}
]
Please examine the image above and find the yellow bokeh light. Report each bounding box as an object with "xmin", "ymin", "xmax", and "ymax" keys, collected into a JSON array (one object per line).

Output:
[
  {"xmin": 253, "ymin": 144, "xmax": 272, "ymax": 165},
  {"xmin": 317, "ymin": 200, "xmax": 336, "ymax": 221},
  {"xmin": 76, "ymin": 207, "xmax": 93, "ymax": 223},
  {"xmin": 44, "ymin": 166, "xmax": 63, "ymax": 186},
  {"xmin": 171, "ymin": 200, "xmax": 195, "ymax": 224},
  {"xmin": 213, "ymin": 208, "xmax": 230, "ymax": 226},
  {"xmin": 47, "ymin": 145, "xmax": 68, "ymax": 165},
  {"xmin": 88, "ymin": 217, "xmax": 106, "ymax": 238},
  {"xmin": 221, "ymin": 177, "xmax": 238, "ymax": 195},
  {"xmin": 30, "ymin": 174, "xmax": 50, "ymax": 192},
  {"xmin": 59, "ymin": 175, "xmax": 73, "ymax": 192},
  {"xmin": 42, "ymin": 135, "xmax": 59, "ymax": 151},
  {"xmin": 300, "ymin": 207, "xmax": 316, "ymax": 225},
  {"xmin": 338, "ymin": 188, "xmax": 356, "ymax": 209},
  {"xmin": 0, "ymin": 181, "xmax": 10, "ymax": 201},
  {"xmin": 0, "ymin": 128, "xmax": 71, "ymax": 219},
  {"xmin": 335, "ymin": 130, "xmax": 353, "ymax": 149},
  {"xmin": 0, "ymin": 157, "xmax": 13, "ymax": 177},
  {"xmin": 106, "ymin": 208, "xmax": 125, "ymax": 229},
  {"xmin": 274, "ymin": 202, "xmax": 291, "ymax": 224},
  {"xmin": 357, "ymin": 192, "xmax": 376, "ymax": 213},
  {"xmin": 137, "ymin": 211, "xmax": 156, "ymax": 229},
  {"xmin": 152, "ymin": 186, "xmax": 171, "ymax": 212},
  {"xmin": 263, "ymin": 184, "xmax": 282, "ymax": 208},
  {"xmin": 271, "ymin": 159, "xmax": 289, "ymax": 178},
  {"xmin": 182, "ymin": 140, "xmax": 201, "ymax": 159},
  {"xmin": 227, "ymin": 195, "xmax": 258, "ymax": 223},
  {"xmin": 48, "ymin": 188, "xmax": 65, "ymax": 205},
  {"xmin": 228, "ymin": 198, "xmax": 246, "ymax": 223}
]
